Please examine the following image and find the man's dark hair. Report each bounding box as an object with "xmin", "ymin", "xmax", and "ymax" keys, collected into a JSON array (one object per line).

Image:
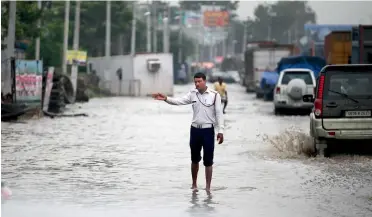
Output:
[{"xmin": 194, "ymin": 72, "xmax": 206, "ymax": 80}]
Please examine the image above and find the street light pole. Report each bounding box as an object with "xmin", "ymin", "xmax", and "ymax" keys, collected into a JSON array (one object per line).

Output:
[
  {"xmin": 105, "ymin": 1, "xmax": 111, "ymax": 57},
  {"xmin": 62, "ymin": 1, "xmax": 70, "ymax": 74},
  {"xmin": 130, "ymin": 2, "xmax": 136, "ymax": 55},
  {"xmin": 146, "ymin": 10, "xmax": 151, "ymax": 53}
]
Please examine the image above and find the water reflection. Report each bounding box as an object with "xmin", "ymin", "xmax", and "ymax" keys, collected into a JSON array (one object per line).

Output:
[{"xmin": 187, "ymin": 190, "xmax": 216, "ymax": 215}]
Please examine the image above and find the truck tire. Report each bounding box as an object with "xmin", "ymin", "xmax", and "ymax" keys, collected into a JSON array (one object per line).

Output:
[
  {"xmin": 313, "ymin": 138, "xmax": 330, "ymax": 157},
  {"xmin": 287, "ymin": 78, "xmax": 307, "ymax": 100}
]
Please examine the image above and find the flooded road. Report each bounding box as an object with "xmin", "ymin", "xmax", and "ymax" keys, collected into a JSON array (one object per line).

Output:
[{"xmin": 2, "ymin": 84, "xmax": 372, "ymax": 217}]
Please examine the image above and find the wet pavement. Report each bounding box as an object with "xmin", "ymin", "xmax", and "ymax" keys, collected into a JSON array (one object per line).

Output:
[{"xmin": 2, "ymin": 84, "xmax": 372, "ymax": 217}]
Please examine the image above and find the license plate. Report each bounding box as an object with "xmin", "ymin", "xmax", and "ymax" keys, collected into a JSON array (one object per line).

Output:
[{"xmin": 345, "ymin": 110, "xmax": 372, "ymax": 117}]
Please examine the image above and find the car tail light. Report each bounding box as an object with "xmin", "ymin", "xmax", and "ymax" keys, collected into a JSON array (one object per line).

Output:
[
  {"xmin": 275, "ymin": 87, "xmax": 280, "ymax": 94},
  {"xmin": 314, "ymin": 75, "xmax": 325, "ymax": 118}
]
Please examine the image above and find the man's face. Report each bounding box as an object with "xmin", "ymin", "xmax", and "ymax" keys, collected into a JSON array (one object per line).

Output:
[{"xmin": 194, "ymin": 77, "xmax": 206, "ymax": 91}]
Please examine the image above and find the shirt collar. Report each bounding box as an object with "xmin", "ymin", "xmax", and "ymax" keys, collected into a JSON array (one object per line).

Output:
[{"xmin": 193, "ymin": 87, "xmax": 211, "ymax": 94}]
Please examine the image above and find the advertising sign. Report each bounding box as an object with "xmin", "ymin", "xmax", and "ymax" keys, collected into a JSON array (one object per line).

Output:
[
  {"xmin": 15, "ymin": 60, "xmax": 43, "ymax": 104},
  {"xmin": 304, "ymin": 24, "xmax": 354, "ymax": 43},
  {"xmin": 67, "ymin": 50, "xmax": 87, "ymax": 66},
  {"xmin": 183, "ymin": 11, "xmax": 201, "ymax": 26},
  {"xmin": 203, "ymin": 11, "xmax": 229, "ymax": 27}
]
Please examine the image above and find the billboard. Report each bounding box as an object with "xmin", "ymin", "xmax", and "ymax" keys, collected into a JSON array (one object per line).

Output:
[
  {"xmin": 67, "ymin": 50, "xmax": 87, "ymax": 66},
  {"xmin": 299, "ymin": 24, "xmax": 354, "ymax": 56},
  {"xmin": 15, "ymin": 60, "xmax": 43, "ymax": 104},
  {"xmin": 183, "ymin": 11, "xmax": 201, "ymax": 26},
  {"xmin": 304, "ymin": 24, "xmax": 354, "ymax": 43},
  {"xmin": 203, "ymin": 11, "xmax": 229, "ymax": 27}
]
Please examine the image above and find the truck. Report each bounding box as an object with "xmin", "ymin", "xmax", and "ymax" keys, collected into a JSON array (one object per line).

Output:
[
  {"xmin": 350, "ymin": 25, "xmax": 372, "ymax": 64},
  {"xmin": 243, "ymin": 43, "xmax": 293, "ymax": 95},
  {"xmin": 324, "ymin": 31, "xmax": 352, "ymax": 65}
]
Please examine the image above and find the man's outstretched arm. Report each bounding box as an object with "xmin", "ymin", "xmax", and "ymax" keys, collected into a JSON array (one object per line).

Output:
[{"xmin": 165, "ymin": 91, "xmax": 192, "ymax": 105}]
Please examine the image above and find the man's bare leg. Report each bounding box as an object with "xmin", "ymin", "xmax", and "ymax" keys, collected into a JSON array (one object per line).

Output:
[
  {"xmin": 191, "ymin": 163, "xmax": 199, "ymax": 190},
  {"xmin": 205, "ymin": 166, "xmax": 213, "ymax": 192}
]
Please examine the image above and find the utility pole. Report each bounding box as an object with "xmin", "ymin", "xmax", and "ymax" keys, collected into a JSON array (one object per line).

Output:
[
  {"xmin": 177, "ymin": 8, "xmax": 183, "ymax": 63},
  {"xmin": 105, "ymin": 1, "xmax": 111, "ymax": 57},
  {"xmin": 146, "ymin": 4, "xmax": 151, "ymax": 53},
  {"xmin": 62, "ymin": 1, "xmax": 70, "ymax": 74},
  {"xmin": 71, "ymin": 0, "xmax": 81, "ymax": 102},
  {"xmin": 242, "ymin": 20, "xmax": 248, "ymax": 53},
  {"xmin": 131, "ymin": 2, "xmax": 136, "ymax": 55},
  {"xmin": 35, "ymin": 0, "xmax": 42, "ymax": 60}
]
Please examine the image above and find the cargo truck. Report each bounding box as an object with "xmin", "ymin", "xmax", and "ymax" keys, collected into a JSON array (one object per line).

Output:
[
  {"xmin": 324, "ymin": 31, "xmax": 352, "ymax": 65},
  {"xmin": 243, "ymin": 43, "xmax": 293, "ymax": 95},
  {"xmin": 350, "ymin": 25, "xmax": 372, "ymax": 64}
]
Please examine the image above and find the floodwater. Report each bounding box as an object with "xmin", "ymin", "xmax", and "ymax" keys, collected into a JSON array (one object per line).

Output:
[{"xmin": 2, "ymin": 84, "xmax": 372, "ymax": 217}]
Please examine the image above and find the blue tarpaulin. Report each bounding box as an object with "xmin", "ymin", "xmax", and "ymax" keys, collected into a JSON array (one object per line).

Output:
[
  {"xmin": 260, "ymin": 71, "xmax": 279, "ymax": 89},
  {"xmin": 277, "ymin": 56, "xmax": 326, "ymax": 78}
]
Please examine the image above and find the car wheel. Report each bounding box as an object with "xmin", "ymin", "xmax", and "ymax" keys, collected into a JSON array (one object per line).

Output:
[
  {"xmin": 274, "ymin": 107, "xmax": 281, "ymax": 115},
  {"xmin": 256, "ymin": 92, "xmax": 263, "ymax": 98},
  {"xmin": 313, "ymin": 138, "xmax": 330, "ymax": 157}
]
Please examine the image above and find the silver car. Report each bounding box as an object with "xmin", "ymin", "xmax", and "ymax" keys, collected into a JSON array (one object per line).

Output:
[
  {"xmin": 303, "ymin": 64, "xmax": 372, "ymax": 157},
  {"xmin": 274, "ymin": 68, "xmax": 316, "ymax": 114}
]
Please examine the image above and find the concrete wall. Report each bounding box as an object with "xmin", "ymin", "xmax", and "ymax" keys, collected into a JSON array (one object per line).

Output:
[
  {"xmin": 133, "ymin": 53, "xmax": 174, "ymax": 96},
  {"xmin": 87, "ymin": 53, "xmax": 174, "ymax": 97},
  {"xmin": 87, "ymin": 55, "xmax": 134, "ymax": 96}
]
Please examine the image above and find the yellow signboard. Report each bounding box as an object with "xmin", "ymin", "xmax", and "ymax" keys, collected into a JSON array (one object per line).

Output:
[{"xmin": 66, "ymin": 50, "xmax": 87, "ymax": 65}]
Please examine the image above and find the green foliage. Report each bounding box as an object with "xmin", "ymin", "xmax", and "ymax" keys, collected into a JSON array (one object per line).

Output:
[
  {"xmin": 247, "ymin": 1, "xmax": 316, "ymax": 44},
  {"xmin": 1, "ymin": 1, "xmax": 43, "ymax": 40}
]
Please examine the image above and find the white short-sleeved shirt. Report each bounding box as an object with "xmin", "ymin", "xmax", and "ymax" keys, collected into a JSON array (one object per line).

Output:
[{"xmin": 165, "ymin": 88, "xmax": 224, "ymax": 134}]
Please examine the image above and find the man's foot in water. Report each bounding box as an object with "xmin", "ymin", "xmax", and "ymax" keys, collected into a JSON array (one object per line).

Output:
[{"xmin": 191, "ymin": 185, "xmax": 198, "ymax": 191}]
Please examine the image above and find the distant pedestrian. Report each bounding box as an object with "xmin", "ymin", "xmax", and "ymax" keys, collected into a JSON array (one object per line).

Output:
[
  {"xmin": 152, "ymin": 72, "xmax": 224, "ymax": 192},
  {"xmin": 214, "ymin": 77, "xmax": 228, "ymax": 114}
]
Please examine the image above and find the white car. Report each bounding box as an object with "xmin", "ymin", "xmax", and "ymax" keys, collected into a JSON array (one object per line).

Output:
[{"xmin": 273, "ymin": 68, "xmax": 316, "ymax": 114}]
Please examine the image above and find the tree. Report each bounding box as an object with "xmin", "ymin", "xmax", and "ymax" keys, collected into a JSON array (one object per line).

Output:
[
  {"xmin": 1, "ymin": 1, "xmax": 44, "ymax": 41},
  {"xmin": 249, "ymin": 1, "xmax": 316, "ymax": 44}
]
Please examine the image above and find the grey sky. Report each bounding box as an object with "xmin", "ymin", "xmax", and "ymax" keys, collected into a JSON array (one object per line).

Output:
[{"xmin": 236, "ymin": 1, "xmax": 372, "ymax": 24}]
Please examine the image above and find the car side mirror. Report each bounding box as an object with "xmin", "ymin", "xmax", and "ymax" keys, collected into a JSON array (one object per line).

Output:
[{"xmin": 302, "ymin": 94, "xmax": 314, "ymax": 103}]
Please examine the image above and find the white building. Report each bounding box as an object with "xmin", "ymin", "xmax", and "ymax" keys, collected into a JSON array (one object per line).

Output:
[{"xmin": 87, "ymin": 53, "xmax": 174, "ymax": 97}]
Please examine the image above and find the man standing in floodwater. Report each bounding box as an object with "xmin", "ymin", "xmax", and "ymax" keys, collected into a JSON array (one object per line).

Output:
[
  {"xmin": 152, "ymin": 72, "xmax": 224, "ymax": 192},
  {"xmin": 214, "ymin": 77, "xmax": 228, "ymax": 114}
]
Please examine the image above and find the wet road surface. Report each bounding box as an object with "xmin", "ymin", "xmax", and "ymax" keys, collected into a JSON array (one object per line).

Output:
[{"xmin": 2, "ymin": 84, "xmax": 372, "ymax": 217}]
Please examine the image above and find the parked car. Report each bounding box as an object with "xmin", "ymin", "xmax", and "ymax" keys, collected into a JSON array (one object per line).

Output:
[
  {"xmin": 303, "ymin": 64, "xmax": 372, "ymax": 157},
  {"xmin": 208, "ymin": 71, "xmax": 236, "ymax": 83},
  {"xmin": 273, "ymin": 68, "xmax": 316, "ymax": 114}
]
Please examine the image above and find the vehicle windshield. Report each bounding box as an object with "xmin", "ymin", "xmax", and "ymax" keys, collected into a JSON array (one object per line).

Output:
[
  {"xmin": 281, "ymin": 71, "xmax": 313, "ymax": 85},
  {"xmin": 324, "ymin": 72, "xmax": 372, "ymax": 99}
]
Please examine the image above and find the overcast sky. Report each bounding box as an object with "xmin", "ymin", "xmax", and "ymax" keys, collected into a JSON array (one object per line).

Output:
[{"xmin": 236, "ymin": 1, "xmax": 372, "ymax": 24}]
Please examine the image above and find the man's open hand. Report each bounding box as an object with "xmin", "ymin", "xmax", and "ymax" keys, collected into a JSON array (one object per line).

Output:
[
  {"xmin": 217, "ymin": 133, "xmax": 224, "ymax": 144},
  {"xmin": 152, "ymin": 93, "xmax": 167, "ymax": 101}
]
